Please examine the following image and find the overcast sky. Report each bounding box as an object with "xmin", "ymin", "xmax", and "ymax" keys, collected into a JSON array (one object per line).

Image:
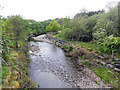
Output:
[{"xmin": 0, "ymin": 0, "xmax": 119, "ymax": 21}]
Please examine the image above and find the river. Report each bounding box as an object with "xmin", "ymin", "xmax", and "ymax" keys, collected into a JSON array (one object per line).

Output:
[{"xmin": 28, "ymin": 41, "xmax": 107, "ymax": 88}]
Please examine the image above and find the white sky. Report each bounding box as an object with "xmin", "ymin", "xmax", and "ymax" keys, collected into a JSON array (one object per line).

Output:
[{"xmin": 0, "ymin": 0, "xmax": 119, "ymax": 21}]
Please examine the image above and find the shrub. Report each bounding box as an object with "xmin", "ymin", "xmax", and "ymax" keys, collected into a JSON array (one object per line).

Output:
[
  {"xmin": 98, "ymin": 35, "xmax": 120, "ymax": 54},
  {"xmin": 64, "ymin": 45, "xmax": 73, "ymax": 51}
]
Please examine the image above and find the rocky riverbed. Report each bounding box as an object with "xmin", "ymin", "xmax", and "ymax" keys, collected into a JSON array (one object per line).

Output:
[{"xmin": 28, "ymin": 34, "xmax": 110, "ymax": 88}]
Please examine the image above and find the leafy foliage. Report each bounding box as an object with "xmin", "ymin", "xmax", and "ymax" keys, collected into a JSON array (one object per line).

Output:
[
  {"xmin": 46, "ymin": 20, "xmax": 61, "ymax": 32},
  {"xmin": 54, "ymin": 2, "xmax": 120, "ymax": 54},
  {"xmin": 3, "ymin": 15, "xmax": 25, "ymax": 48},
  {"xmin": 99, "ymin": 35, "xmax": 120, "ymax": 53},
  {"xmin": 1, "ymin": 15, "xmax": 34, "ymax": 88}
]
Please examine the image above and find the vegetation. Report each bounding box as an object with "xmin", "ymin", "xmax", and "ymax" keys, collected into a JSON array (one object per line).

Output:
[
  {"xmin": 83, "ymin": 62, "xmax": 120, "ymax": 89},
  {"xmin": 1, "ymin": 1, "xmax": 120, "ymax": 89},
  {"xmin": 46, "ymin": 2, "xmax": 120, "ymax": 89},
  {"xmin": 46, "ymin": 20, "xmax": 61, "ymax": 32},
  {"xmin": 50, "ymin": 2, "xmax": 120, "ymax": 57},
  {"xmin": 1, "ymin": 16, "xmax": 34, "ymax": 88}
]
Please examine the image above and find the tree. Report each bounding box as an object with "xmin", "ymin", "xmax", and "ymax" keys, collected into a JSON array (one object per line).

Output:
[
  {"xmin": 105, "ymin": 4, "xmax": 119, "ymax": 36},
  {"xmin": 68, "ymin": 15, "xmax": 90, "ymax": 41},
  {"xmin": 46, "ymin": 20, "xmax": 61, "ymax": 32},
  {"xmin": 3, "ymin": 15, "xmax": 25, "ymax": 48}
]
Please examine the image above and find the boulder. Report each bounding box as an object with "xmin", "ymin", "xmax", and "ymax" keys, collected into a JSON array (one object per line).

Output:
[
  {"xmin": 118, "ymin": 60, "xmax": 120, "ymax": 62},
  {"xmin": 106, "ymin": 59, "xmax": 112, "ymax": 64},
  {"xmin": 105, "ymin": 64, "xmax": 113, "ymax": 69},
  {"xmin": 112, "ymin": 63, "xmax": 120, "ymax": 69},
  {"xmin": 114, "ymin": 58, "xmax": 119, "ymax": 61},
  {"xmin": 114, "ymin": 68, "xmax": 120, "ymax": 73}
]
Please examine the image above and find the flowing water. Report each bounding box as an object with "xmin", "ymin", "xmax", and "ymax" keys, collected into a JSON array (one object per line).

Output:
[{"xmin": 28, "ymin": 41, "xmax": 104, "ymax": 88}]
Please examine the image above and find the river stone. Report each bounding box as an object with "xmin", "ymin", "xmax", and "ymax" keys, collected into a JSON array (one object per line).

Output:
[
  {"xmin": 100, "ymin": 61, "xmax": 106, "ymax": 66},
  {"xmin": 30, "ymin": 46, "xmax": 40, "ymax": 51},
  {"xmin": 114, "ymin": 68, "xmax": 120, "ymax": 73},
  {"xmin": 112, "ymin": 63, "xmax": 120, "ymax": 69},
  {"xmin": 106, "ymin": 59, "xmax": 112, "ymax": 64},
  {"xmin": 98, "ymin": 56, "xmax": 105, "ymax": 60},
  {"xmin": 118, "ymin": 60, "xmax": 120, "ymax": 63},
  {"xmin": 29, "ymin": 51, "xmax": 33, "ymax": 54},
  {"xmin": 94, "ymin": 55, "xmax": 99, "ymax": 58},
  {"xmin": 103, "ymin": 53, "xmax": 108, "ymax": 58},
  {"xmin": 90, "ymin": 52, "xmax": 95, "ymax": 56},
  {"xmin": 114, "ymin": 58, "xmax": 119, "ymax": 61},
  {"xmin": 105, "ymin": 64, "xmax": 113, "ymax": 69}
]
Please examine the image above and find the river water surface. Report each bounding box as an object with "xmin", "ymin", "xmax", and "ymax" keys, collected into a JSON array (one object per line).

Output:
[{"xmin": 28, "ymin": 41, "xmax": 104, "ymax": 88}]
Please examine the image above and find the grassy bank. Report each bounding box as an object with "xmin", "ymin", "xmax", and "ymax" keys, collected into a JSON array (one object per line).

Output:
[
  {"xmin": 83, "ymin": 61, "xmax": 120, "ymax": 89},
  {"xmin": 0, "ymin": 15, "xmax": 35, "ymax": 88},
  {"xmin": 51, "ymin": 32, "xmax": 120, "ymax": 59},
  {"xmin": 49, "ymin": 32, "xmax": 120, "ymax": 89}
]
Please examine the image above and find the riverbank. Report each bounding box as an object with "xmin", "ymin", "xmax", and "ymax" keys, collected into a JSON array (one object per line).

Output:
[
  {"xmin": 49, "ymin": 33, "xmax": 120, "ymax": 89},
  {"xmin": 1, "ymin": 42, "xmax": 34, "ymax": 88},
  {"xmin": 32, "ymin": 34, "xmax": 118, "ymax": 88},
  {"xmin": 30, "ymin": 36, "xmax": 107, "ymax": 88}
]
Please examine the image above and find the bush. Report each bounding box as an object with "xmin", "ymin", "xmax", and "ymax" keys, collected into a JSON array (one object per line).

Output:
[
  {"xmin": 64, "ymin": 45, "xmax": 73, "ymax": 51},
  {"xmin": 98, "ymin": 35, "xmax": 120, "ymax": 54},
  {"xmin": 64, "ymin": 28, "xmax": 74, "ymax": 40},
  {"xmin": 46, "ymin": 20, "xmax": 61, "ymax": 32}
]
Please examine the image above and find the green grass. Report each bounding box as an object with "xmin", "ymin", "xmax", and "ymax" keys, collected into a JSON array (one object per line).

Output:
[
  {"xmin": 53, "ymin": 32, "xmax": 120, "ymax": 59},
  {"xmin": 115, "ymin": 51, "xmax": 120, "ymax": 59},
  {"xmin": 68, "ymin": 41, "xmax": 120, "ymax": 59},
  {"xmin": 83, "ymin": 61, "xmax": 120, "ymax": 89},
  {"xmin": 53, "ymin": 32, "xmax": 120, "ymax": 89},
  {"xmin": 91, "ymin": 67, "xmax": 120, "ymax": 88},
  {"xmin": 1, "ymin": 66, "xmax": 10, "ymax": 79},
  {"xmin": 54, "ymin": 32, "xmax": 65, "ymax": 40},
  {"xmin": 55, "ymin": 34, "xmax": 65, "ymax": 40},
  {"xmin": 64, "ymin": 45, "xmax": 73, "ymax": 52},
  {"xmin": 54, "ymin": 32, "xmax": 100, "ymax": 51},
  {"xmin": 68, "ymin": 41, "xmax": 99, "ymax": 50}
]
